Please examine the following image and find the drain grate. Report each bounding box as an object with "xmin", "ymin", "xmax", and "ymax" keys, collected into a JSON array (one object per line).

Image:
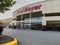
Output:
[{"xmin": 0, "ymin": 35, "xmax": 14, "ymax": 44}]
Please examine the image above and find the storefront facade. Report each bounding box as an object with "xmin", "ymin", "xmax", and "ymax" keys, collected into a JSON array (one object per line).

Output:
[
  {"xmin": 42, "ymin": 0, "xmax": 60, "ymax": 31},
  {"xmin": 13, "ymin": 2, "xmax": 42, "ymax": 30},
  {"xmin": 13, "ymin": 0, "xmax": 60, "ymax": 31}
]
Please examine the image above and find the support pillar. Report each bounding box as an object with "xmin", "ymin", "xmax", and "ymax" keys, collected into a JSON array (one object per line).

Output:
[
  {"xmin": 42, "ymin": 14, "xmax": 47, "ymax": 31},
  {"xmin": 21, "ymin": 15, "xmax": 23, "ymax": 29},
  {"xmin": 29, "ymin": 11, "xmax": 32, "ymax": 29}
]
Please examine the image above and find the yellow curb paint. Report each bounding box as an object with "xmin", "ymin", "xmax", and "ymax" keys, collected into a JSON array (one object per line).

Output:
[{"xmin": 1, "ymin": 38, "xmax": 18, "ymax": 45}]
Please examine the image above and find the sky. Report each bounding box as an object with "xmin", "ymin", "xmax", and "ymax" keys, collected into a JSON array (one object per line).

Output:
[{"xmin": 0, "ymin": 0, "xmax": 45, "ymax": 20}]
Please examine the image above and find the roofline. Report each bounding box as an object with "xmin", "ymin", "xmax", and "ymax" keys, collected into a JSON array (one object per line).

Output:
[
  {"xmin": 13, "ymin": 1, "xmax": 46, "ymax": 14},
  {"xmin": 13, "ymin": 0, "xmax": 52, "ymax": 14}
]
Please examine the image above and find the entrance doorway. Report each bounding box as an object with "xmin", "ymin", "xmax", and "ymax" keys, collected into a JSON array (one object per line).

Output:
[{"xmin": 31, "ymin": 23, "xmax": 42, "ymax": 30}]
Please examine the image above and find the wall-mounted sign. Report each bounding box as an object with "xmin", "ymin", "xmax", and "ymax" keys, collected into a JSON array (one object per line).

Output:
[{"xmin": 17, "ymin": 5, "xmax": 41, "ymax": 14}]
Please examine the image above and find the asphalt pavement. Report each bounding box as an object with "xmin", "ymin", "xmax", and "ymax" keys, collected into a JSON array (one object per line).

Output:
[{"xmin": 2, "ymin": 28, "xmax": 60, "ymax": 45}]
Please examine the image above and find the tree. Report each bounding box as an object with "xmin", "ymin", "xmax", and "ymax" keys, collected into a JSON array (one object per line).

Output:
[{"xmin": 0, "ymin": 0, "xmax": 16, "ymax": 13}]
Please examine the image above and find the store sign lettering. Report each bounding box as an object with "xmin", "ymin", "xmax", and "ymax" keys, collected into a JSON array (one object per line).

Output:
[{"xmin": 17, "ymin": 5, "xmax": 41, "ymax": 14}]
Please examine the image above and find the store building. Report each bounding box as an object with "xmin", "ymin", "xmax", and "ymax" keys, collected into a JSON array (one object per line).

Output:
[
  {"xmin": 13, "ymin": 0, "xmax": 60, "ymax": 31},
  {"xmin": 42, "ymin": 0, "xmax": 60, "ymax": 31},
  {"xmin": 0, "ymin": 18, "xmax": 13, "ymax": 27},
  {"xmin": 13, "ymin": 2, "xmax": 42, "ymax": 30}
]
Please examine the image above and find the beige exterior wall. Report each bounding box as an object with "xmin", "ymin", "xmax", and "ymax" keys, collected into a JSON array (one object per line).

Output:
[
  {"xmin": 13, "ymin": 11, "xmax": 17, "ymax": 19},
  {"xmin": 42, "ymin": 0, "xmax": 60, "ymax": 25},
  {"xmin": 42, "ymin": 0, "xmax": 60, "ymax": 14},
  {"xmin": 42, "ymin": 16, "xmax": 60, "ymax": 25}
]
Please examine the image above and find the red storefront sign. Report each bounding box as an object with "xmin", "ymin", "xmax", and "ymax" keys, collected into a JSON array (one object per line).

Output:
[{"xmin": 17, "ymin": 5, "xmax": 41, "ymax": 14}]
